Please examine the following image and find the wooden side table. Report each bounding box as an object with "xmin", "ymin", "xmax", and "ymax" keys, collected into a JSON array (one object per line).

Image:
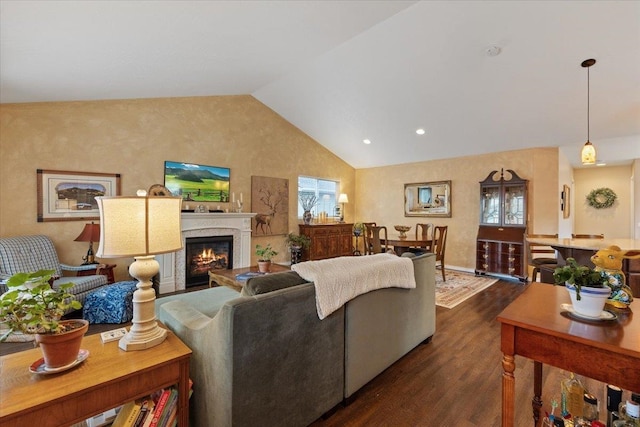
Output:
[
  {"xmin": 77, "ymin": 263, "xmax": 116, "ymax": 284},
  {"xmin": 0, "ymin": 330, "xmax": 191, "ymax": 427},
  {"xmin": 208, "ymin": 264, "xmax": 291, "ymax": 291}
]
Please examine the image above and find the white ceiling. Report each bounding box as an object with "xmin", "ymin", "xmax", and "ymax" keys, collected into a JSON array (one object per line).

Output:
[{"xmin": 1, "ymin": 1, "xmax": 639, "ymax": 169}]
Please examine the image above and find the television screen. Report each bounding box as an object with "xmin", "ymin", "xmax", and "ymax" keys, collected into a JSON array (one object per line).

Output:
[{"xmin": 164, "ymin": 161, "xmax": 230, "ymax": 203}]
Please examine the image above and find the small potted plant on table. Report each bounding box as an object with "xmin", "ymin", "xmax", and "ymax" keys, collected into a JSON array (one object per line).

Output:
[
  {"xmin": 553, "ymin": 258, "xmax": 611, "ymax": 318},
  {"xmin": 255, "ymin": 244, "xmax": 278, "ymax": 273},
  {"xmin": 0, "ymin": 270, "xmax": 88, "ymax": 370},
  {"xmin": 285, "ymin": 233, "xmax": 311, "ymax": 264}
]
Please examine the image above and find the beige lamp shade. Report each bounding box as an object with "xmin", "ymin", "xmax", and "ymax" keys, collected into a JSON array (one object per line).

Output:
[
  {"xmin": 95, "ymin": 195, "xmax": 183, "ymax": 258},
  {"xmin": 338, "ymin": 193, "xmax": 349, "ymax": 204}
]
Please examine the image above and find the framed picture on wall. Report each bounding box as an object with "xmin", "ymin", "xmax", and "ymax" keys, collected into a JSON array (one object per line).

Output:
[{"xmin": 37, "ymin": 169, "xmax": 121, "ymax": 222}]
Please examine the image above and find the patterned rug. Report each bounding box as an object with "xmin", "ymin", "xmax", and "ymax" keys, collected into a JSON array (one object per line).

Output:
[{"xmin": 435, "ymin": 269, "xmax": 499, "ymax": 309}]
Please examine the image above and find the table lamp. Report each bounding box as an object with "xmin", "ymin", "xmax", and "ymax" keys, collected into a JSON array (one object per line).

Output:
[
  {"xmin": 74, "ymin": 221, "xmax": 101, "ymax": 264},
  {"xmin": 338, "ymin": 193, "xmax": 349, "ymax": 222},
  {"xmin": 95, "ymin": 190, "xmax": 182, "ymax": 351}
]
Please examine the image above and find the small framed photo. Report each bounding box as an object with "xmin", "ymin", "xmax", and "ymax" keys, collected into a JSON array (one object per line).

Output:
[{"xmin": 37, "ymin": 169, "xmax": 121, "ymax": 222}]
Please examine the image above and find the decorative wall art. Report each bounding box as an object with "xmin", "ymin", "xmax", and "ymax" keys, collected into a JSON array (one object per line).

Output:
[
  {"xmin": 586, "ymin": 187, "xmax": 617, "ymax": 209},
  {"xmin": 251, "ymin": 176, "xmax": 289, "ymax": 235},
  {"xmin": 404, "ymin": 181, "xmax": 452, "ymax": 218},
  {"xmin": 561, "ymin": 184, "xmax": 570, "ymax": 218},
  {"xmin": 37, "ymin": 169, "xmax": 121, "ymax": 222}
]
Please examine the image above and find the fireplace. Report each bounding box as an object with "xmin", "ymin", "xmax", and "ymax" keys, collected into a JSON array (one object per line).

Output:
[{"xmin": 185, "ymin": 236, "xmax": 233, "ymax": 287}]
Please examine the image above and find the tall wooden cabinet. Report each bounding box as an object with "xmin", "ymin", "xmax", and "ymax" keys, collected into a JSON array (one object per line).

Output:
[
  {"xmin": 475, "ymin": 169, "xmax": 528, "ymax": 282},
  {"xmin": 299, "ymin": 223, "xmax": 353, "ymax": 261}
]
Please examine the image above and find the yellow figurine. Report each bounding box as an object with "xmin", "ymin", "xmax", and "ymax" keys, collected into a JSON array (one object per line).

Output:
[{"xmin": 590, "ymin": 245, "xmax": 640, "ymax": 309}]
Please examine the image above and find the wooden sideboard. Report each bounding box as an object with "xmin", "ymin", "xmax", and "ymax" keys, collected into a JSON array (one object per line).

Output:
[
  {"xmin": 299, "ymin": 223, "xmax": 353, "ymax": 261},
  {"xmin": 476, "ymin": 226, "xmax": 527, "ymax": 282}
]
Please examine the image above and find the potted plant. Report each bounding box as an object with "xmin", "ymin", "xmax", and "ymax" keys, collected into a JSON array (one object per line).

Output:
[
  {"xmin": 255, "ymin": 244, "xmax": 278, "ymax": 273},
  {"xmin": 353, "ymin": 222, "xmax": 365, "ymax": 236},
  {"xmin": 0, "ymin": 270, "xmax": 88, "ymax": 369},
  {"xmin": 285, "ymin": 233, "xmax": 311, "ymax": 264},
  {"xmin": 553, "ymin": 258, "xmax": 611, "ymax": 318}
]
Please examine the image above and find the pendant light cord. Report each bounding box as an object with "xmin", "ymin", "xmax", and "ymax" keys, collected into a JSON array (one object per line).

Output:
[{"xmin": 587, "ymin": 65, "xmax": 590, "ymax": 142}]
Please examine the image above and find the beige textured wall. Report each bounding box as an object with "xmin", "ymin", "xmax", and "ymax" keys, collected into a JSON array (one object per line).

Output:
[
  {"xmin": 0, "ymin": 96, "xmax": 355, "ymax": 281},
  {"xmin": 355, "ymin": 148, "xmax": 559, "ymax": 272},
  {"xmin": 574, "ymin": 165, "xmax": 633, "ymax": 238}
]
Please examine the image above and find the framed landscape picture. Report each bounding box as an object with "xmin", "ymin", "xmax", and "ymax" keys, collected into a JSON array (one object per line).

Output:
[{"xmin": 37, "ymin": 169, "xmax": 121, "ymax": 222}]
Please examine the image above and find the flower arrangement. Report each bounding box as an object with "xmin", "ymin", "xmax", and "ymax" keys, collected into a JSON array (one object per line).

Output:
[
  {"xmin": 299, "ymin": 193, "xmax": 318, "ymax": 212},
  {"xmin": 0, "ymin": 270, "xmax": 82, "ymax": 341},
  {"xmin": 255, "ymin": 244, "xmax": 278, "ymax": 262},
  {"xmin": 552, "ymin": 258, "xmax": 609, "ymax": 300},
  {"xmin": 586, "ymin": 187, "xmax": 617, "ymax": 209}
]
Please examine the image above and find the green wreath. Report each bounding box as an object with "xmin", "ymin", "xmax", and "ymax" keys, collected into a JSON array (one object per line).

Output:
[{"xmin": 586, "ymin": 187, "xmax": 617, "ymax": 209}]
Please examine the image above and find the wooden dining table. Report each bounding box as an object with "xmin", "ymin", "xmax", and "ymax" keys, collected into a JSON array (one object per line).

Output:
[{"xmin": 386, "ymin": 236, "xmax": 432, "ymax": 255}]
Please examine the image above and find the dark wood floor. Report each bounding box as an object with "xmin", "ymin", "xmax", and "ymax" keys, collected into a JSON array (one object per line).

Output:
[
  {"xmin": 310, "ymin": 280, "xmax": 608, "ymax": 427},
  {"xmin": 1, "ymin": 280, "xmax": 612, "ymax": 426}
]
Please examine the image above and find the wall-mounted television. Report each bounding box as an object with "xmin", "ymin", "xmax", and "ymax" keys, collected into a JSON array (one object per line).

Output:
[{"xmin": 164, "ymin": 161, "xmax": 230, "ymax": 203}]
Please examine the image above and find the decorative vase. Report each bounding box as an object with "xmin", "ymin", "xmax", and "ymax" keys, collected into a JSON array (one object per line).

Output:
[
  {"xmin": 565, "ymin": 283, "xmax": 611, "ymax": 318},
  {"xmin": 303, "ymin": 210, "xmax": 313, "ymax": 225},
  {"xmin": 35, "ymin": 319, "xmax": 89, "ymax": 369},
  {"xmin": 257, "ymin": 260, "xmax": 272, "ymax": 273}
]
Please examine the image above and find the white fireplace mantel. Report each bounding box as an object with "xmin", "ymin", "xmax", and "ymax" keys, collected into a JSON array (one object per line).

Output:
[{"xmin": 156, "ymin": 212, "xmax": 256, "ymax": 294}]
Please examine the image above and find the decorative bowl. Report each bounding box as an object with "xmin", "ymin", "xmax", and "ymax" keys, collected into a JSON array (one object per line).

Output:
[{"xmin": 394, "ymin": 225, "xmax": 411, "ymax": 239}]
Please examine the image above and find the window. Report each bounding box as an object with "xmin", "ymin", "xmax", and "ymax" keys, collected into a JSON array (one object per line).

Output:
[{"xmin": 297, "ymin": 176, "xmax": 339, "ymax": 218}]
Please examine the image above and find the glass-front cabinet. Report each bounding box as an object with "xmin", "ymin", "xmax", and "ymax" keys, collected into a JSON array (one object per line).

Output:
[
  {"xmin": 476, "ymin": 169, "xmax": 528, "ymax": 282},
  {"xmin": 480, "ymin": 169, "xmax": 527, "ymax": 227}
]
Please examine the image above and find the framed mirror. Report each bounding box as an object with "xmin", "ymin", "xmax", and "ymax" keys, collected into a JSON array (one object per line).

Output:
[{"xmin": 404, "ymin": 180, "xmax": 451, "ymax": 217}]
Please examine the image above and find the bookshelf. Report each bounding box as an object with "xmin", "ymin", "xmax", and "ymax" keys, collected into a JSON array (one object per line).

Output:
[{"xmin": 0, "ymin": 330, "xmax": 191, "ymax": 426}]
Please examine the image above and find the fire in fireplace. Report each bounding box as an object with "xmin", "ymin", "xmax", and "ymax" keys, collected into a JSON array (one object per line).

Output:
[{"xmin": 185, "ymin": 236, "xmax": 233, "ymax": 287}]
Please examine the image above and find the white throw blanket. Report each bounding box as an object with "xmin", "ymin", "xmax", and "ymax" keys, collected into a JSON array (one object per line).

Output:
[{"xmin": 291, "ymin": 253, "xmax": 415, "ymax": 319}]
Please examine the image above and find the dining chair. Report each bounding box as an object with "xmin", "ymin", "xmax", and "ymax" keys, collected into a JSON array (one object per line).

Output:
[
  {"xmin": 364, "ymin": 224, "xmax": 388, "ymax": 254},
  {"xmin": 362, "ymin": 222, "xmax": 377, "ymax": 254},
  {"xmin": 431, "ymin": 225, "xmax": 448, "ymax": 281},
  {"xmin": 571, "ymin": 233, "xmax": 604, "ymax": 239},
  {"xmin": 414, "ymin": 223, "xmax": 434, "ymax": 251},
  {"xmin": 525, "ymin": 233, "xmax": 559, "ymax": 282}
]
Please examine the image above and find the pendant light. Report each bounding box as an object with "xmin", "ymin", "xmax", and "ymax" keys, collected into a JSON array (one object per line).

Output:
[{"xmin": 580, "ymin": 58, "xmax": 596, "ymax": 165}]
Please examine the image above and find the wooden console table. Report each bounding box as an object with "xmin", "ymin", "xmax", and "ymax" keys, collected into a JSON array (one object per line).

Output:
[
  {"xmin": 497, "ymin": 283, "xmax": 639, "ymax": 427},
  {"xmin": 0, "ymin": 330, "xmax": 191, "ymax": 427}
]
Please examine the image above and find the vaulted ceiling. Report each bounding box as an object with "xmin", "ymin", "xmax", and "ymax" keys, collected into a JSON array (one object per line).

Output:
[{"xmin": 1, "ymin": 1, "xmax": 639, "ymax": 168}]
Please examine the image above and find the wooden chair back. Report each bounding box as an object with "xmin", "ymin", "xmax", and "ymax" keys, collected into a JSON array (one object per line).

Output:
[
  {"xmin": 525, "ymin": 233, "xmax": 558, "ymax": 282},
  {"xmin": 414, "ymin": 223, "xmax": 433, "ymax": 248},
  {"xmin": 571, "ymin": 233, "xmax": 604, "ymax": 239},
  {"xmin": 431, "ymin": 226, "xmax": 448, "ymax": 281},
  {"xmin": 365, "ymin": 224, "xmax": 388, "ymax": 254},
  {"xmin": 362, "ymin": 222, "xmax": 377, "ymax": 254}
]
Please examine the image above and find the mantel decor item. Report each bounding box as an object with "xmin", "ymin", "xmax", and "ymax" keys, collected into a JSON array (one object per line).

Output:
[
  {"xmin": 586, "ymin": 187, "xmax": 617, "ymax": 209},
  {"xmin": 404, "ymin": 181, "xmax": 451, "ymax": 217},
  {"xmin": 37, "ymin": 169, "xmax": 121, "ymax": 222},
  {"xmin": 0, "ymin": 270, "xmax": 88, "ymax": 369},
  {"xmin": 96, "ymin": 190, "xmax": 183, "ymax": 351}
]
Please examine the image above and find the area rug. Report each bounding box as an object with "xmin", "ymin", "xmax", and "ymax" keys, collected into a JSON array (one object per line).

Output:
[{"xmin": 435, "ymin": 269, "xmax": 499, "ymax": 309}]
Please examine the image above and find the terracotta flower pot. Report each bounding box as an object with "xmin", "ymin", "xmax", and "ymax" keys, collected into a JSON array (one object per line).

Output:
[
  {"xmin": 35, "ymin": 319, "xmax": 89, "ymax": 369},
  {"xmin": 257, "ymin": 260, "xmax": 272, "ymax": 273}
]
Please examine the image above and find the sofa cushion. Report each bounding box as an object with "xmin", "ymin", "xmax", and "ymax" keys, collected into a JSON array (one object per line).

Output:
[{"xmin": 241, "ymin": 271, "xmax": 309, "ymax": 296}]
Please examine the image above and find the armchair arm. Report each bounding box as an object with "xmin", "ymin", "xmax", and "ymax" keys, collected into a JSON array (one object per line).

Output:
[{"xmin": 60, "ymin": 263, "xmax": 99, "ymax": 273}]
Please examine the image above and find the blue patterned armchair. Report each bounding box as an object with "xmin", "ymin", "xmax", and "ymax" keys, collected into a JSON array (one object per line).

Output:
[{"xmin": 0, "ymin": 235, "xmax": 108, "ymax": 308}]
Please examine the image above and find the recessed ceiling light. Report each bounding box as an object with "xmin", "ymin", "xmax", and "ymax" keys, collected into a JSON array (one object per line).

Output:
[
  {"xmin": 363, "ymin": 139, "xmax": 371, "ymax": 144},
  {"xmin": 596, "ymin": 161, "xmax": 607, "ymax": 166},
  {"xmin": 416, "ymin": 128, "xmax": 425, "ymax": 135}
]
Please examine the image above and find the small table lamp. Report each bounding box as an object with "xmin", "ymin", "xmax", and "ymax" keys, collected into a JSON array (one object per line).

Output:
[
  {"xmin": 338, "ymin": 193, "xmax": 349, "ymax": 223},
  {"xmin": 95, "ymin": 191, "xmax": 183, "ymax": 351},
  {"xmin": 74, "ymin": 221, "xmax": 101, "ymax": 264}
]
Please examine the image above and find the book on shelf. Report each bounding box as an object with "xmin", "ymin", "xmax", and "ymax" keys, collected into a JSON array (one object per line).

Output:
[
  {"xmin": 112, "ymin": 399, "xmax": 142, "ymax": 427},
  {"xmin": 147, "ymin": 389, "xmax": 172, "ymax": 427},
  {"xmin": 133, "ymin": 398, "xmax": 154, "ymax": 427},
  {"xmin": 157, "ymin": 388, "xmax": 178, "ymax": 427}
]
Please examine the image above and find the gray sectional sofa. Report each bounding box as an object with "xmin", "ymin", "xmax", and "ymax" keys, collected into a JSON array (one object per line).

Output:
[{"xmin": 156, "ymin": 252, "xmax": 435, "ymax": 427}]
